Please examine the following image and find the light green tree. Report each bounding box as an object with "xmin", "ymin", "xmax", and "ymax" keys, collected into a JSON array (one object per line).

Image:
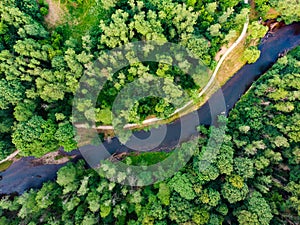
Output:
[{"xmin": 243, "ymin": 47, "xmax": 261, "ymax": 64}]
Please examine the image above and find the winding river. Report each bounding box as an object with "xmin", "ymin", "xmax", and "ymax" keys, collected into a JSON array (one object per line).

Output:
[{"xmin": 1, "ymin": 22, "xmax": 300, "ymax": 195}]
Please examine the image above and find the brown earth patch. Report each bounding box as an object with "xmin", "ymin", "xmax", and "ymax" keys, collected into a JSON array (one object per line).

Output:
[{"xmin": 44, "ymin": 0, "xmax": 66, "ymax": 27}]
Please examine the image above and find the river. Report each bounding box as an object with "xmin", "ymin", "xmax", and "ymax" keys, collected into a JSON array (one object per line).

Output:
[{"xmin": 1, "ymin": 22, "xmax": 300, "ymax": 195}]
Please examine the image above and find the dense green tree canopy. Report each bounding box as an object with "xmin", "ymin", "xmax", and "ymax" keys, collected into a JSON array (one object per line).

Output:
[
  {"xmin": 0, "ymin": 0, "xmax": 300, "ymax": 224},
  {"xmin": 0, "ymin": 0, "xmax": 250, "ymax": 158},
  {"xmin": 2, "ymin": 45, "xmax": 300, "ymax": 225}
]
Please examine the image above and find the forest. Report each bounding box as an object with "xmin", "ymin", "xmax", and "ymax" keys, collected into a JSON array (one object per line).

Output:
[
  {"xmin": 1, "ymin": 47, "xmax": 300, "ymax": 224},
  {"xmin": 0, "ymin": 0, "xmax": 300, "ymax": 224},
  {"xmin": 0, "ymin": 0, "xmax": 297, "ymax": 159},
  {"xmin": 0, "ymin": 0, "xmax": 252, "ymax": 158}
]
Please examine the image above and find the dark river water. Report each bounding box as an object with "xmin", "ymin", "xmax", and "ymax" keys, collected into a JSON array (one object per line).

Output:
[{"xmin": 1, "ymin": 22, "xmax": 300, "ymax": 195}]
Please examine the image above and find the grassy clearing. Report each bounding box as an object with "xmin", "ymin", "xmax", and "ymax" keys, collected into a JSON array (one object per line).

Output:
[
  {"xmin": 216, "ymin": 36, "xmax": 247, "ymax": 86},
  {"xmin": 124, "ymin": 152, "xmax": 171, "ymax": 166},
  {"xmin": 45, "ymin": 0, "xmax": 108, "ymax": 40},
  {"xmin": 62, "ymin": 0, "xmax": 107, "ymax": 39}
]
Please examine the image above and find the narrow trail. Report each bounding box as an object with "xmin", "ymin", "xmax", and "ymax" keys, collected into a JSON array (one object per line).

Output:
[{"xmin": 0, "ymin": 150, "xmax": 19, "ymax": 165}]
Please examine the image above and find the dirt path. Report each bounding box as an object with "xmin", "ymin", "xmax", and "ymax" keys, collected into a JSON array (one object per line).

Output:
[
  {"xmin": 215, "ymin": 45, "xmax": 230, "ymax": 61},
  {"xmin": 0, "ymin": 150, "xmax": 19, "ymax": 165},
  {"xmin": 45, "ymin": 0, "xmax": 65, "ymax": 27}
]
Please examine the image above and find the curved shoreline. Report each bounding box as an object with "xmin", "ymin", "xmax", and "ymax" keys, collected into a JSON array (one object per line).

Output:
[{"xmin": 1, "ymin": 22, "xmax": 300, "ymax": 195}]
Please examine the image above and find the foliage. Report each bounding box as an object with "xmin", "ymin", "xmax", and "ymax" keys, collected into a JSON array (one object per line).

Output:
[
  {"xmin": 254, "ymin": 0, "xmax": 300, "ymax": 23},
  {"xmin": 12, "ymin": 116, "xmax": 59, "ymax": 157},
  {"xmin": 236, "ymin": 192, "xmax": 273, "ymax": 225},
  {"xmin": 0, "ymin": 1, "xmax": 299, "ymax": 225},
  {"xmin": 125, "ymin": 152, "xmax": 170, "ymax": 166},
  {"xmin": 2, "ymin": 45, "xmax": 300, "ymax": 225},
  {"xmin": 0, "ymin": 0, "xmax": 250, "ymax": 159},
  {"xmin": 243, "ymin": 46, "xmax": 261, "ymax": 64},
  {"xmin": 270, "ymin": 0, "xmax": 300, "ymax": 24},
  {"xmin": 169, "ymin": 173, "xmax": 196, "ymax": 200}
]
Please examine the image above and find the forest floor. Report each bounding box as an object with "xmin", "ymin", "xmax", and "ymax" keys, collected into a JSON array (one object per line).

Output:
[
  {"xmin": 44, "ymin": 0, "xmax": 66, "ymax": 27},
  {"xmin": 44, "ymin": 0, "xmax": 108, "ymax": 40}
]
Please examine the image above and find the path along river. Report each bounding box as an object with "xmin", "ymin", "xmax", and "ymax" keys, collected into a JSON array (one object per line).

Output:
[{"xmin": 1, "ymin": 22, "xmax": 300, "ymax": 195}]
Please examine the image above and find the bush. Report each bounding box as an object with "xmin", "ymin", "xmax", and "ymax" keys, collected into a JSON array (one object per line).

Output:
[{"xmin": 40, "ymin": 7, "xmax": 49, "ymax": 16}]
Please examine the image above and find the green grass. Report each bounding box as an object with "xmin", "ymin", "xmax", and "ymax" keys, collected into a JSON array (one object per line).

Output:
[
  {"xmin": 0, "ymin": 160, "xmax": 12, "ymax": 172},
  {"xmin": 124, "ymin": 152, "xmax": 171, "ymax": 166},
  {"xmin": 54, "ymin": 155, "xmax": 64, "ymax": 160},
  {"xmin": 58, "ymin": 0, "xmax": 108, "ymax": 40}
]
